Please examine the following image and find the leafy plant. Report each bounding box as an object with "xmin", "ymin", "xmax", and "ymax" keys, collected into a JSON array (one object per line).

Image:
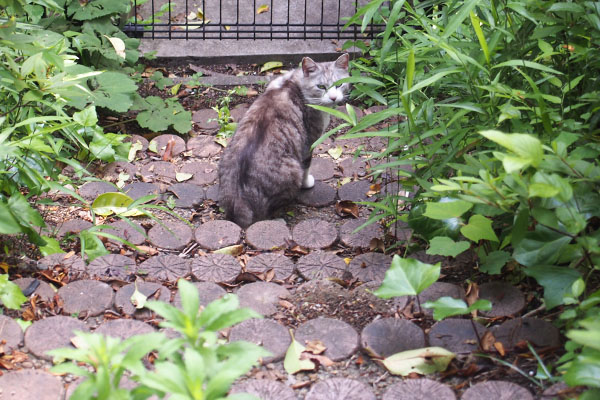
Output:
[{"xmin": 0, "ymin": 274, "xmax": 27, "ymax": 310}]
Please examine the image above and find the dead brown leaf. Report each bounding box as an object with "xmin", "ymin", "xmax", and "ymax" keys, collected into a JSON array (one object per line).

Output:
[
  {"xmin": 465, "ymin": 282, "xmax": 480, "ymax": 306},
  {"xmin": 494, "ymin": 341, "xmax": 506, "ymax": 356},
  {"xmin": 366, "ymin": 183, "xmax": 381, "ymax": 197},
  {"xmin": 335, "ymin": 200, "xmax": 360, "ymax": 218},
  {"xmin": 278, "ymin": 299, "xmax": 294, "ymax": 309},
  {"xmin": 304, "ymin": 353, "xmax": 335, "ymax": 367},
  {"xmin": 480, "ymin": 330, "xmax": 496, "ymax": 352},
  {"xmin": 369, "ymin": 237, "xmax": 385, "ymax": 252},
  {"xmin": 135, "ymin": 245, "xmax": 159, "ymax": 255},
  {"xmin": 305, "ymin": 340, "xmax": 326, "ymax": 355},
  {"xmin": 289, "ymin": 245, "xmax": 310, "ymax": 256}
]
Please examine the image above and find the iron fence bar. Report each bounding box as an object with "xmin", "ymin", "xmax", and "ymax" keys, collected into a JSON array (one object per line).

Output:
[
  {"xmin": 185, "ymin": 0, "xmax": 188, "ymax": 39},
  {"xmin": 168, "ymin": 0, "xmax": 171, "ymax": 39}
]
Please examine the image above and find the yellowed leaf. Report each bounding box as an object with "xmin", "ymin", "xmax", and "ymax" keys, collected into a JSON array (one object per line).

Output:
[{"xmin": 257, "ymin": 4, "xmax": 269, "ymax": 14}]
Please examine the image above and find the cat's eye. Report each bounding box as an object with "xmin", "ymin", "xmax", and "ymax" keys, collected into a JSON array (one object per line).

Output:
[{"xmin": 317, "ymin": 84, "xmax": 327, "ymax": 90}]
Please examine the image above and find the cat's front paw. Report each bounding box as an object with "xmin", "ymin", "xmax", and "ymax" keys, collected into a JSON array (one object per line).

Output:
[{"xmin": 301, "ymin": 174, "xmax": 315, "ymax": 189}]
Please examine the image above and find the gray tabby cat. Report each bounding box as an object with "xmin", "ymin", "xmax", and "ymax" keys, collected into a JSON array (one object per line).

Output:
[{"xmin": 218, "ymin": 54, "xmax": 350, "ymax": 228}]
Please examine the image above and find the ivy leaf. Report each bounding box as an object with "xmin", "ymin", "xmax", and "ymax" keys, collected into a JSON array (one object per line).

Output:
[
  {"xmin": 423, "ymin": 296, "xmax": 492, "ymax": 321},
  {"xmin": 479, "ymin": 250, "xmax": 510, "ymax": 274},
  {"xmin": 461, "ymin": 214, "xmax": 498, "ymax": 242},
  {"xmin": 135, "ymin": 97, "xmax": 192, "ymax": 134},
  {"xmin": 39, "ymin": 236, "xmax": 64, "ymax": 256},
  {"xmin": 408, "ymin": 204, "xmax": 461, "ymax": 240},
  {"xmin": 524, "ymin": 265, "xmax": 581, "ymax": 309},
  {"xmin": 374, "ymin": 255, "xmax": 440, "ymax": 298},
  {"xmin": 427, "ymin": 236, "xmax": 470, "ymax": 257},
  {"xmin": 514, "ymin": 225, "xmax": 572, "ymax": 267},
  {"xmin": 73, "ymin": 106, "xmax": 98, "ymax": 127},
  {"xmin": 89, "ymin": 72, "xmax": 137, "ymax": 113},
  {"xmin": 0, "ymin": 274, "xmax": 27, "ymax": 310},
  {"xmin": 382, "ymin": 347, "xmax": 455, "ymax": 376},
  {"xmin": 423, "ymin": 199, "xmax": 472, "ymax": 220}
]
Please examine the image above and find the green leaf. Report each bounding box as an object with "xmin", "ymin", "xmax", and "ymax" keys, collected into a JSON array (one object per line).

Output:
[
  {"xmin": 260, "ymin": 61, "xmax": 283, "ymax": 73},
  {"xmin": 130, "ymin": 281, "xmax": 148, "ymax": 310},
  {"xmin": 89, "ymin": 72, "xmax": 137, "ymax": 113},
  {"xmin": 408, "ymin": 204, "xmax": 461, "ymax": 241},
  {"xmin": 135, "ymin": 97, "xmax": 192, "ymax": 134},
  {"xmin": 424, "ymin": 199, "xmax": 472, "ymax": 220},
  {"xmin": 426, "ymin": 237, "xmax": 470, "ymax": 257},
  {"xmin": 284, "ymin": 336, "xmax": 315, "ymax": 374},
  {"xmin": 442, "ymin": 0, "xmax": 479, "ymax": 39},
  {"xmin": 564, "ymin": 355, "xmax": 600, "ymax": 388},
  {"xmin": 492, "ymin": 59, "xmax": 563, "ymax": 75},
  {"xmin": 382, "ymin": 347, "xmax": 455, "ymax": 376},
  {"xmin": 528, "ymin": 183, "xmax": 559, "ymax": 198},
  {"xmin": 0, "ymin": 275, "xmax": 27, "ymax": 309},
  {"xmin": 327, "ymin": 146, "xmax": 343, "ymax": 160},
  {"xmin": 548, "ymin": 2, "xmax": 585, "ymax": 13},
  {"xmin": 479, "ymin": 250, "xmax": 510, "ymax": 275},
  {"xmin": 73, "ymin": 106, "xmax": 98, "ymax": 127},
  {"xmin": 524, "ymin": 265, "xmax": 581, "ymax": 309},
  {"xmin": 470, "ymin": 11, "xmax": 489, "ymax": 64},
  {"xmin": 374, "ymin": 255, "xmax": 440, "ymax": 298},
  {"xmin": 460, "ymin": 214, "xmax": 498, "ymax": 242},
  {"xmin": 423, "ymin": 297, "xmax": 492, "ymax": 321},
  {"xmin": 91, "ymin": 192, "xmax": 143, "ymax": 217},
  {"xmin": 39, "ymin": 236, "xmax": 64, "ymax": 256},
  {"xmin": 79, "ymin": 230, "xmax": 109, "ymax": 263},
  {"xmin": 480, "ymin": 130, "xmax": 543, "ymax": 169},
  {"xmin": 514, "ymin": 226, "xmax": 572, "ymax": 267}
]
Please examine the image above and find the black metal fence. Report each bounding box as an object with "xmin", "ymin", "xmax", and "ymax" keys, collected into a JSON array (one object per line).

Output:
[{"xmin": 125, "ymin": 0, "xmax": 384, "ymax": 40}]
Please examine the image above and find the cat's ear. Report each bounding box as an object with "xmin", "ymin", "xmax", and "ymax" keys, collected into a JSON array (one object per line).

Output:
[
  {"xmin": 334, "ymin": 53, "xmax": 349, "ymax": 70},
  {"xmin": 302, "ymin": 57, "xmax": 318, "ymax": 77}
]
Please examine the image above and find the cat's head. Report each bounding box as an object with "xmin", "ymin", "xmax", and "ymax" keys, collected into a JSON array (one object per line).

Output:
[{"xmin": 298, "ymin": 53, "xmax": 350, "ymax": 106}]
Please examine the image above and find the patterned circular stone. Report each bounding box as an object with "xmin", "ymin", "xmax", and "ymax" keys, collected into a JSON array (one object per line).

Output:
[
  {"xmin": 205, "ymin": 184, "xmax": 219, "ymax": 201},
  {"xmin": 339, "ymin": 157, "xmax": 367, "ymax": 177},
  {"xmin": 245, "ymin": 220, "xmax": 291, "ymax": 250},
  {"xmin": 122, "ymin": 182, "xmax": 161, "ymax": 200},
  {"xmin": 115, "ymin": 282, "xmax": 170, "ymax": 318},
  {"xmin": 0, "ymin": 370, "xmax": 64, "ymax": 400},
  {"xmin": 491, "ymin": 317, "xmax": 560, "ymax": 351},
  {"xmin": 230, "ymin": 379, "xmax": 296, "ymax": 400},
  {"xmin": 179, "ymin": 162, "xmax": 218, "ymax": 185},
  {"xmin": 0, "ymin": 314, "xmax": 23, "ymax": 352},
  {"xmin": 305, "ymin": 378, "xmax": 376, "ymax": 400},
  {"xmin": 229, "ymin": 319, "xmax": 291, "ymax": 363},
  {"xmin": 78, "ymin": 181, "xmax": 116, "ymax": 200},
  {"xmin": 56, "ymin": 218, "xmax": 93, "ymax": 238},
  {"xmin": 230, "ymin": 103, "xmax": 249, "ymax": 122},
  {"xmin": 295, "ymin": 317, "xmax": 359, "ymax": 361},
  {"xmin": 419, "ymin": 282, "xmax": 466, "ymax": 315},
  {"xmin": 149, "ymin": 134, "xmax": 186, "ymax": 157},
  {"xmin": 125, "ymin": 134, "xmax": 149, "ymax": 152},
  {"xmin": 186, "ymin": 135, "xmax": 222, "ymax": 157},
  {"xmin": 192, "ymin": 108, "xmax": 219, "ymax": 131},
  {"xmin": 139, "ymin": 161, "xmax": 177, "ymax": 181},
  {"xmin": 462, "ymin": 381, "xmax": 533, "ymax": 400},
  {"xmin": 58, "ymin": 280, "xmax": 114, "ymax": 317},
  {"xmin": 340, "ymin": 219, "xmax": 384, "ymax": 249},
  {"xmin": 87, "ymin": 254, "xmax": 137, "ymax": 280},
  {"xmin": 310, "ymin": 157, "xmax": 336, "ymax": 181},
  {"xmin": 237, "ymin": 282, "xmax": 290, "ymax": 316},
  {"xmin": 102, "ymin": 161, "xmax": 137, "ymax": 182},
  {"xmin": 338, "ymin": 180, "xmax": 372, "ymax": 202},
  {"xmin": 173, "ymin": 282, "xmax": 226, "ymax": 308},
  {"xmin": 139, "ymin": 254, "xmax": 191, "ymax": 282},
  {"xmin": 95, "ymin": 319, "xmax": 155, "ymax": 340},
  {"xmin": 164, "ymin": 183, "xmax": 205, "ymax": 208},
  {"xmin": 296, "ymin": 251, "xmax": 347, "ymax": 280},
  {"xmin": 190, "ymin": 253, "xmax": 240, "ymax": 282},
  {"xmin": 479, "ymin": 281, "xmax": 525, "ymax": 317},
  {"xmin": 107, "ymin": 219, "xmax": 146, "ymax": 246},
  {"xmin": 24, "ymin": 316, "xmax": 89, "ymax": 360},
  {"xmin": 37, "ymin": 253, "xmax": 87, "ymax": 277},
  {"xmin": 13, "ymin": 277, "xmax": 55, "ymax": 302},
  {"xmin": 298, "ymin": 181, "xmax": 337, "ymax": 207},
  {"xmin": 348, "ymin": 252, "xmax": 392, "ymax": 283},
  {"xmin": 194, "ymin": 220, "xmax": 242, "ymax": 250},
  {"xmin": 360, "ymin": 318, "xmax": 426, "ymax": 358},
  {"xmin": 382, "ymin": 379, "xmax": 456, "ymax": 400},
  {"xmin": 292, "ymin": 219, "xmax": 338, "ymax": 249},
  {"xmin": 428, "ymin": 319, "xmax": 487, "ymax": 354},
  {"xmin": 148, "ymin": 220, "xmax": 193, "ymax": 250},
  {"xmin": 246, "ymin": 253, "xmax": 295, "ymax": 280}
]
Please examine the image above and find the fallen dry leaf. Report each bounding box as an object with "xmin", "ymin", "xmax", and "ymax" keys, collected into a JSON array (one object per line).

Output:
[
  {"xmin": 465, "ymin": 282, "xmax": 480, "ymax": 306},
  {"xmin": 369, "ymin": 237, "xmax": 385, "ymax": 252},
  {"xmin": 480, "ymin": 331, "xmax": 496, "ymax": 352},
  {"xmin": 256, "ymin": 5, "xmax": 269, "ymax": 14},
  {"xmin": 494, "ymin": 341, "xmax": 506, "ymax": 356},
  {"xmin": 305, "ymin": 340, "xmax": 326, "ymax": 355},
  {"xmin": 289, "ymin": 245, "xmax": 310, "ymax": 256},
  {"xmin": 135, "ymin": 245, "xmax": 159, "ymax": 255},
  {"xmin": 304, "ymin": 353, "xmax": 335, "ymax": 367},
  {"xmin": 335, "ymin": 200, "xmax": 360, "ymax": 218}
]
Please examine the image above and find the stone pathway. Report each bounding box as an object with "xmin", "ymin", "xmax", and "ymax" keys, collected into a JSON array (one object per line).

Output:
[{"xmin": 0, "ymin": 106, "xmax": 564, "ymax": 399}]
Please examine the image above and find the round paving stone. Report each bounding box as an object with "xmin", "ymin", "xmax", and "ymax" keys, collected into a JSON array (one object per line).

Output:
[
  {"xmin": 164, "ymin": 183, "xmax": 205, "ymax": 208},
  {"xmin": 139, "ymin": 161, "xmax": 177, "ymax": 181},
  {"xmin": 0, "ymin": 369, "xmax": 64, "ymax": 400},
  {"xmin": 148, "ymin": 220, "xmax": 193, "ymax": 250},
  {"xmin": 419, "ymin": 282, "xmax": 466, "ymax": 315},
  {"xmin": 479, "ymin": 282, "xmax": 525, "ymax": 317},
  {"xmin": 0, "ymin": 314, "xmax": 24, "ymax": 352},
  {"xmin": 95, "ymin": 319, "xmax": 155, "ymax": 340},
  {"xmin": 190, "ymin": 253, "xmax": 241, "ymax": 282},
  {"xmin": 58, "ymin": 280, "xmax": 114, "ymax": 317},
  {"xmin": 149, "ymin": 134, "xmax": 186, "ymax": 157},
  {"xmin": 56, "ymin": 218, "xmax": 93, "ymax": 238},
  {"xmin": 428, "ymin": 319, "xmax": 487, "ymax": 354},
  {"xmin": 338, "ymin": 180, "xmax": 372, "ymax": 202},
  {"xmin": 305, "ymin": 378, "xmax": 375, "ymax": 400},
  {"xmin": 292, "ymin": 219, "xmax": 338, "ymax": 249},
  {"xmin": 102, "ymin": 161, "xmax": 137, "ymax": 182},
  {"xmin": 115, "ymin": 282, "xmax": 170, "ymax": 318},
  {"xmin": 246, "ymin": 253, "xmax": 295, "ymax": 280},
  {"xmin": 13, "ymin": 278, "xmax": 55, "ymax": 302},
  {"xmin": 179, "ymin": 161, "xmax": 218, "ymax": 185},
  {"xmin": 298, "ymin": 181, "xmax": 337, "ymax": 207},
  {"xmin": 194, "ymin": 220, "xmax": 242, "ymax": 250},
  {"xmin": 205, "ymin": 184, "xmax": 219, "ymax": 201},
  {"xmin": 139, "ymin": 254, "xmax": 191, "ymax": 282},
  {"xmin": 192, "ymin": 108, "xmax": 219, "ymax": 131},
  {"xmin": 245, "ymin": 220, "xmax": 291, "ymax": 250},
  {"xmin": 310, "ymin": 157, "xmax": 336, "ymax": 181},
  {"xmin": 491, "ymin": 317, "xmax": 560, "ymax": 351},
  {"xmin": 122, "ymin": 182, "xmax": 161, "ymax": 200},
  {"xmin": 383, "ymin": 379, "xmax": 456, "ymax": 400},
  {"xmin": 230, "ymin": 103, "xmax": 249, "ymax": 122},
  {"xmin": 230, "ymin": 379, "xmax": 296, "ymax": 400},
  {"xmin": 340, "ymin": 219, "xmax": 384, "ymax": 249},
  {"xmin": 348, "ymin": 252, "xmax": 392, "ymax": 283},
  {"xmin": 125, "ymin": 134, "xmax": 149, "ymax": 152},
  {"xmin": 186, "ymin": 135, "xmax": 222, "ymax": 157},
  {"xmin": 295, "ymin": 317, "xmax": 359, "ymax": 361},
  {"xmin": 37, "ymin": 253, "xmax": 87, "ymax": 277},
  {"xmin": 24, "ymin": 316, "xmax": 88, "ymax": 360},
  {"xmin": 78, "ymin": 180, "xmax": 116, "ymax": 200},
  {"xmin": 229, "ymin": 319, "xmax": 291, "ymax": 363},
  {"xmin": 360, "ymin": 318, "xmax": 426, "ymax": 358},
  {"xmin": 339, "ymin": 157, "xmax": 367, "ymax": 177},
  {"xmin": 173, "ymin": 282, "xmax": 226, "ymax": 308},
  {"xmin": 461, "ymin": 381, "xmax": 533, "ymax": 400},
  {"xmin": 87, "ymin": 254, "xmax": 137, "ymax": 280},
  {"xmin": 237, "ymin": 282, "xmax": 290, "ymax": 316},
  {"xmin": 107, "ymin": 219, "xmax": 146, "ymax": 246},
  {"xmin": 296, "ymin": 251, "xmax": 347, "ymax": 280}
]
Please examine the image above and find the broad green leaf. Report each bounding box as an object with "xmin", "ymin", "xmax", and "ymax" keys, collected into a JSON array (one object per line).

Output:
[
  {"xmin": 427, "ymin": 237, "xmax": 470, "ymax": 257},
  {"xmin": 327, "ymin": 146, "xmax": 343, "ymax": 160},
  {"xmin": 524, "ymin": 265, "xmax": 581, "ymax": 309},
  {"xmin": 374, "ymin": 255, "xmax": 441, "ymax": 298},
  {"xmin": 567, "ymin": 320, "xmax": 600, "ymax": 351},
  {"xmin": 531, "ymin": 171, "xmax": 572, "ymax": 202},
  {"xmin": 0, "ymin": 202, "xmax": 25, "ymax": 234},
  {"xmin": 480, "ymin": 130, "xmax": 543, "ymax": 168},
  {"xmin": 548, "ymin": 2, "xmax": 585, "ymax": 13},
  {"xmin": 79, "ymin": 230, "xmax": 109, "ymax": 262},
  {"xmin": 564, "ymin": 356, "xmax": 600, "ymax": 388},
  {"xmin": 514, "ymin": 226, "xmax": 572, "ymax": 267},
  {"xmin": 479, "ymin": 250, "xmax": 511, "ymax": 275},
  {"xmin": 460, "ymin": 214, "xmax": 499, "ymax": 242},
  {"xmin": 528, "ymin": 183, "xmax": 559, "ymax": 198},
  {"xmin": 73, "ymin": 106, "xmax": 98, "ymax": 127},
  {"xmin": 39, "ymin": 236, "xmax": 64, "ymax": 256},
  {"xmin": 424, "ymin": 199, "xmax": 472, "ymax": 220},
  {"xmin": 92, "ymin": 192, "xmax": 143, "ymax": 217},
  {"xmin": 0, "ymin": 275, "xmax": 27, "ymax": 309},
  {"xmin": 423, "ymin": 297, "xmax": 492, "ymax": 321},
  {"xmin": 382, "ymin": 347, "xmax": 455, "ymax": 376},
  {"xmin": 260, "ymin": 61, "xmax": 283, "ymax": 73},
  {"xmin": 408, "ymin": 204, "xmax": 461, "ymax": 241},
  {"xmin": 284, "ymin": 335, "xmax": 315, "ymax": 374}
]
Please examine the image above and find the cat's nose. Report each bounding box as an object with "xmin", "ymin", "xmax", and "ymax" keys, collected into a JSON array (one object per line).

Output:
[{"xmin": 329, "ymin": 93, "xmax": 338, "ymax": 101}]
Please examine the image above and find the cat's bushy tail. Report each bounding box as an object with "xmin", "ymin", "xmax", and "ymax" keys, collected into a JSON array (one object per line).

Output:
[{"xmin": 226, "ymin": 195, "xmax": 254, "ymax": 229}]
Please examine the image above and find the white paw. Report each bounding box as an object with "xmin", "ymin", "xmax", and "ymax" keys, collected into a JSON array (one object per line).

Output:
[{"xmin": 302, "ymin": 174, "xmax": 315, "ymax": 189}]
